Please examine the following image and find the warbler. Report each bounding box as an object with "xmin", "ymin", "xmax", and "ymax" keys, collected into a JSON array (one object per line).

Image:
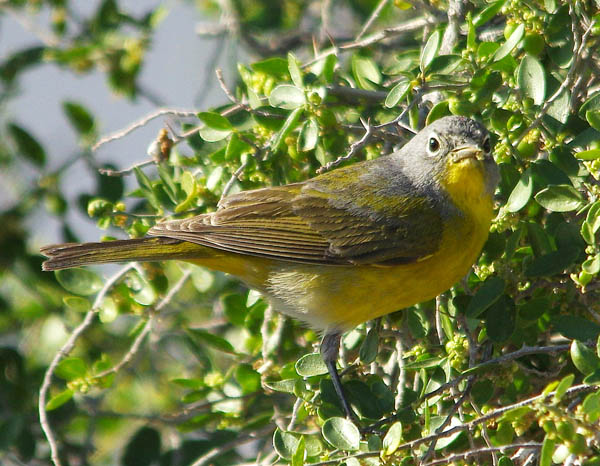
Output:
[{"xmin": 41, "ymin": 115, "xmax": 499, "ymax": 418}]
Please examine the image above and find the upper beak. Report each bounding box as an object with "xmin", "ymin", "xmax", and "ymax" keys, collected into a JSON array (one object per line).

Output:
[{"xmin": 451, "ymin": 146, "xmax": 485, "ymax": 163}]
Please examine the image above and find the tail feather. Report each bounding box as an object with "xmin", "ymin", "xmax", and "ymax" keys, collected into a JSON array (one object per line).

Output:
[{"xmin": 41, "ymin": 237, "xmax": 207, "ymax": 271}]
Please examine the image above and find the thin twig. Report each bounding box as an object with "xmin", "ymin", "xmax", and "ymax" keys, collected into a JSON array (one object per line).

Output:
[
  {"xmin": 92, "ymin": 108, "xmax": 198, "ymax": 151},
  {"xmin": 99, "ymin": 159, "xmax": 155, "ymax": 177},
  {"xmin": 93, "ymin": 269, "xmax": 192, "ymax": 379},
  {"xmin": 39, "ymin": 264, "xmax": 136, "ymax": 466},
  {"xmin": 421, "ymin": 443, "xmax": 542, "ymax": 466},
  {"xmin": 356, "ymin": 0, "xmax": 390, "ymax": 41},
  {"xmin": 317, "ymin": 118, "xmax": 373, "ymax": 173}
]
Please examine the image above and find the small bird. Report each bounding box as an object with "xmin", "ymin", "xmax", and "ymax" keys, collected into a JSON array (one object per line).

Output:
[{"xmin": 41, "ymin": 115, "xmax": 499, "ymax": 419}]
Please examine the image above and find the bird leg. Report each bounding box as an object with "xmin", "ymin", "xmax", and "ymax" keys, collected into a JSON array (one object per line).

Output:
[{"xmin": 320, "ymin": 332, "xmax": 357, "ymax": 421}]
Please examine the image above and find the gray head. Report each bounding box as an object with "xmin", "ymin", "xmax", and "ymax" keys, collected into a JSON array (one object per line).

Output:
[{"xmin": 395, "ymin": 116, "xmax": 499, "ymax": 195}]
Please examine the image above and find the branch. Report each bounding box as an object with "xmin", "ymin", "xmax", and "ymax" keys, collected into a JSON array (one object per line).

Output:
[
  {"xmin": 93, "ymin": 269, "xmax": 192, "ymax": 379},
  {"xmin": 421, "ymin": 443, "xmax": 542, "ymax": 466},
  {"xmin": 39, "ymin": 263, "xmax": 136, "ymax": 466},
  {"xmin": 317, "ymin": 118, "xmax": 373, "ymax": 173},
  {"xmin": 356, "ymin": 0, "xmax": 390, "ymax": 41},
  {"xmin": 91, "ymin": 108, "xmax": 198, "ymax": 151}
]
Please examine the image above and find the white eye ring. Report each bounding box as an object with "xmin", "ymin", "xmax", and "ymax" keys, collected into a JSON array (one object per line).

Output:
[{"xmin": 428, "ymin": 135, "xmax": 441, "ymax": 155}]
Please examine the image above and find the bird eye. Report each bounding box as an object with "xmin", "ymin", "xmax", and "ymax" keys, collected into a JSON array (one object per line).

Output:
[
  {"xmin": 483, "ymin": 137, "xmax": 491, "ymax": 154},
  {"xmin": 428, "ymin": 137, "xmax": 440, "ymax": 154}
]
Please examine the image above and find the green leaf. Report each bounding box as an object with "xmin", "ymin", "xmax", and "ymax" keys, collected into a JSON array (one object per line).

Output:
[
  {"xmin": 264, "ymin": 378, "xmax": 297, "ymax": 393},
  {"xmin": 586, "ymin": 110, "xmax": 600, "ymax": 131},
  {"xmin": 273, "ymin": 429, "xmax": 299, "ymax": 460},
  {"xmin": 473, "ymin": 0, "xmax": 507, "ymax": 28},
  {"xmin": 583, "ymin": 254, "xmax": 600, "ymax": 274},
  {"xmin": 535, "ymin": 185, "xmax": 583, "ymax": 212},
  {"xmin": 466, "ymin": 277, "xmax": 505, "ymax": 318},
  {"xmin": 575, "ymin": 149, "xmax": 600, "ymax": 160},
  {"xmin": 235, "ymin": 364, "xmax": 261, "ymax": 394},
  {"xmin": 494, "ymin": 23, "xmax": 525, "ymax": 61},
  {"xmin": 45, "ymin": 389, "xmax": 74, "ymax": 411},
  {"xmin": 8, "ymin": 123, "xmax": 46, "ymax": 166},
  {"xmin": 55, "ymin": 269, "xmax": 103, "ymax": 296},
  {"xmin": 524, "ymin": 247, "xmax": 579, "ymax": 277},
  {"xmin": 517, "ymin": 55, "xmax": 546, "ymax": 105},
  {"xmin": 298, "ymin": 118, "xmax": 319, "ymax": 152},
  {"xmin": 269, "ymin": 84, "xmax": 306, "ymax": 110},
  {"xmin": 421, "ymin": 30, "xmax": 441, "ymax": 72},
  {"xmin": 582, "ymin": 391, "xmax": 600, "ymax": 422},
  {"xmin": 586, "ymin": 201, "xmax": 600, "ymax": 233},
  {"xmin": 133, "ymin": 167, "xmax": 161, "ymax": 210},
  {"xmin": 198, "ymin": 112, "xmax": 233, "ymax": 142},
  {"xmin": 321, "ymin": 417, "xmax": 360, "ymax": 451},
  {"xmin": 382, "ymin": 422, "xmax": 403, "ymax": 456},
  {"xmin": 288, "ymin": 52, "xmax": 303, "ymax": 88},
  {"xmin": 571, "ymin": 340, "xmax": 600, "ymax": 375},
  {"xmin": 272, "ymin": 107, "xmax": 303, "ymax": 152},
  {"xmin": 187, "ymin": 328, "xmax": 236, "ymax": 354},
  {"xmin": 295, "ymin": 353, "xmax": 328, "ymax": 377},
  {"xmin": 553, "ymin": 374, "xmax": 574, "ymax": 401},
  {"xmin": 506, "ymin": 168, "xmax": 533, "ymax": 212},
  {"xmin": 352, "ymin": 55, "xmax": 382, "ymax": 90},
  {"xmin": 555, "ymin": 316, "xmax": 600, "ymax": 341},
  {"xmin": 485, "ymin": 295, "xmax": 516, "ymax": 342},
  {"xmin": 359, "ymin": 328, "xmax": 379, "ymax": 364},
  {"xmin": 55, "ymin": 357, "xmax": 87, "ymax": 381},
  {"xmin": 385, "ymin": 81, "xmax": 411, "ymax": 108},
  {"xmin": 292, "ymin": 435, "xmax": 305, "ymax": 466},
  {"xmin": 63, "ymin": 101, "xmax": 95, "ymax": 136},
  {"xmin": 540, "ymin": 435, "xmax": 555, "ymax": 466},
  {"xmin": 63, "ymin": 296, "xmax": 90, "ymax": 312},
  {"xmin": 251, "ymin": 57, "xmax": 288, "ymax": 76},
  {"xmin": 426, "ymin": 101, "xmax": 451, "ymax": 125},
  {"xmin": 426, "ymin": 54, "xmax": 463, "ymax": 74}
]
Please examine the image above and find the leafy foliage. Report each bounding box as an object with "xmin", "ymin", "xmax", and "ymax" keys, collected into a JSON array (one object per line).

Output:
[{"xmin": 2, "ymin": 0, "xmax": 600, "ymax": 465}]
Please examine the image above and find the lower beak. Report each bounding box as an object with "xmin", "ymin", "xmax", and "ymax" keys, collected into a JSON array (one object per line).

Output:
[{"xmin": 451, "ymin": 146, "xmax": 485, "ymax": 163}]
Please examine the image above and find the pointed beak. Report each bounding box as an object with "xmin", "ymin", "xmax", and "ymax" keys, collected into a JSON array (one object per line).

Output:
[{"xmin": 451, "ymin": 146, "xmax": 485, "ymax": 163}]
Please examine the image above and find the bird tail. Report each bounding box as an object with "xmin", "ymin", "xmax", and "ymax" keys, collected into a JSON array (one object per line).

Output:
[{"xmin": 41, "ymin": 237, "xmax": 207, "ymax": 271}]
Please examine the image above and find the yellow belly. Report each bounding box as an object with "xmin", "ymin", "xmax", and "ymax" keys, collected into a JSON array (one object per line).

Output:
[{"xmin": 189, "ymin": 200, "xmax": 493, "ymax": 331}]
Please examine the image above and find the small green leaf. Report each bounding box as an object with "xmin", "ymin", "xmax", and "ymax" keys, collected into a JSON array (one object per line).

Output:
[
  {"xmin": 264, "ymin": 378, "xmax": 297, "ymax": 393},
  {"xmin": 473, "ymin": 0, "xmax": 507, "ymax": 27},
  {"xmin": 272, "ymin": 107, "xmax": 303, "ymax": 152},
  {"xmin": 540, "ymin": 435, "xmax": 555, "ymax": 466},
  {"xmin": 352, "ymin": 55, "xmax": 382, "ymax": 90},
  {"xmin": 586, "ymin": 201, "xmax": 600, "ymax": 233},
  {"xmin": 288, "ymin": 52, "xmax": 303, "ymax": 88},
  {"xmin": 291, "ymin": 435, "xmax": 305, "ymax": 466},
  {"xmin": 517, "ymin": 55, "xmax": 546, "ymax": 105},
  {"xmin": 359, "ymin": 328, "xmax": 379, "ymax": 364},
  {"xmin": 385, "ymin": 81, "xmax": 411, "ymax": 108},
  {"xmin": 525, "ymin": 247, "xmax": 579, "ymax": 277},
  {"xmin": 583, "ymin": 255, "xmax": 600, "ymax": 274},
  {"xmin": 575, "ymin": 149, "xmax": 600, "ymax": 160},
  {"xmin": 555, "ymin": 316, "xmax": 600, "ymax": 341},
  {"xmin": 251, "ymin": 57, "xmax": 288, "ymax": 76},
  {"xmin": 8, "ymin": 123, "xmax": 46, "ymax": 166},
  {"xmin": 322, "ymin": 417, "xmax": 360, "ymax": 451},
  {"xmin": 506, "ymin": 168, "xmax": 533, "ymax": 212},
  {"xmin": 197, "ymin": 112, "xmax": 233, "ymax": 130},
  {"xmin": 466, "ymin": 277, "xmax": 505, "ymax": 318},
  {"xmin": 63, "ymin": 296, "xmax": 90, "ymax": 312},
  {"xmin": 586, "ymin": 110, "xmax": 600, "ymax": 131},
  {"xmin": 63, "ymin": 101, "xmax": 95, "ymax": 136},
  {"xmin": 273, "ymin": 429, "xmax": 299, "ymax": 460},
  {"xmin": 295, "ymin": 353, "xmax": 328, "ymax": 377},
  {"xmin": 187, "ymin": 328, "xmax": 236, "ymax": 354},
  {"xmin": 269, "ymin": 84, "xmax": 306, "ymax": 110},
  {"xmin": 494, "ymin": 23, "xmax": 525, "ymax": 61},
  {"xmin": 421, "ymin": 30, "xmax": 441, "ymax": 72},
  {"xmin": 382, "ymin": 422, "xmax": 403, "ymax": 456},
  {"xmin": 298, "ymin": 118, "xmax": 319, "ymax": 152},
  {"xmin": 582, "ymin": 391, "xmax": 600, "ymax": 422},
  {"xmin": 535, "ymin": 185, "xmax": 583, "ymax": 212},
  {"xmin": 426, "ymin": 101, "xmax": 451, "ymax": 125},
  {"xmin": 571, "ymin": 340, "xmax": 600, "ymax": 375},
  {"xmin": 55, "ymin": 269, "xmax": 103, "ymax": 296},
  {"xmin": 553, "ymin": 374, "xmax": 575, "ymax": 401},
  {"xmin": 55, "ymin": 357, "xmax": 87, "ymax": 381},
  {"xmin": 45, "ymin": 389, "xmax": 74, "ymax": 411},
  {"xmin": 235, "ymin": 364, "xmax": 261, "ymax": 394}
]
